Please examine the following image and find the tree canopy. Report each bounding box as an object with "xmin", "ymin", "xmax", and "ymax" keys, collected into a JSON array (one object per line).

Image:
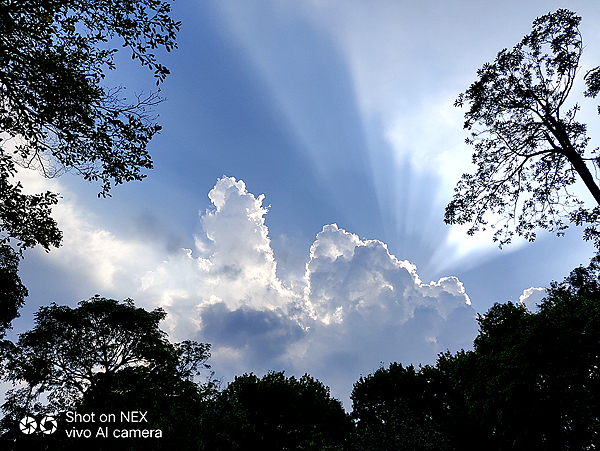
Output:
[
  {"xmin": 0, "ymin": 265, "xmax": 598, "ymax": 449},
  {"xmin": 350, "ymin": 363, "xmax": 452, "ymax": 451},
  {"xmin": 0, "ymin": 0, "xmax": 180, "ymax": 335},
  {"xmin": 451, "ymin": 259, "xmax": 600, "ymax": 449},
  {"xmin": 0, "ymin": 245, "xmax": 27, "ymax": 338},
  {"xmin": 445, "ymin": 9, "xmax": 600, "ymax": 247},
  {"xmin": 200, "ymin": 371, "xmax": 352, "ymax": 451},
  {"xmin": 0, "ymin": 296, "xmax": 211, "ymax": 449},
  {"xmin": 0, "ymin": 0, "xmax": 179, "ymax": 253}
]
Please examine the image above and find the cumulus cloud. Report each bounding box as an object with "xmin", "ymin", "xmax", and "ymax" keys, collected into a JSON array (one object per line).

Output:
[
  {"xmin": 519, "ymin": 286, "xmax": 546, "ymax": 312},
  {"xmin": 138, "ymin": 177, "xmax": 298, "ymax": 336},
  {"xmin": 304, "ymin": 223, "xmax": 472, "ymax": 324},
  {"xmin": 293, "ymin": 223, "xmax": 477, "ymax": 398},
  {"xmin": 138, "ymin": 176, "xmax": 478, "ymax": 404},
  {"xmin": 12, "ymin": 171, "xmax": 479, "ymax": 406}
]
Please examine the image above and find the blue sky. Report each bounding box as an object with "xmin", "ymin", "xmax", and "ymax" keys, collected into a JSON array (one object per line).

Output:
[{"xmin": 11, "ymin": 0, "xmax": 600, "ymax": 408}]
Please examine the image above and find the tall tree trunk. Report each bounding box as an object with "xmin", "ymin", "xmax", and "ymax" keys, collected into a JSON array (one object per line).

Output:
[
  {"xmin": 546, "ymin": 115, "xmax": 600, "ymax": 207},
  {"xmin": 566, "ymin": 149, "xmax": 600, "ymax": 207}
]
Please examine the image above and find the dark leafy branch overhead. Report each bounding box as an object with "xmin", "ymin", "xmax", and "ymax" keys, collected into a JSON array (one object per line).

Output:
[
  {"xmin": 0, "ymin": 153, "xmax": 62, "ymax": 251},
  {"xmin": 0, "ymin": 0, "xmax": 180, "ymax": 252},
  {"xmin": 445, "ymin": 9, "xmax": 600, "ymax": 247}
]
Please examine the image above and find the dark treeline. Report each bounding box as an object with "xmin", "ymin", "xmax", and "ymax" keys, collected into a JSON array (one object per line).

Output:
[{"xmin": 1, "ymin": 256, "xmax": 599, "ymax": 450}]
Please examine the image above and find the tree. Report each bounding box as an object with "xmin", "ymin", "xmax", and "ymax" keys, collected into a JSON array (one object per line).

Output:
[
  {"xmin": 448, "ymin": 258, "xmax": 600, "ymax": 450},
  {"xmin": 0, "ymin": 244, "xmax": 27, "ymax": 382},
  {"xmin": 0, "ymin": 245, "xmax": 27, "ymax": 338},
  {"xmin": 201, "ymin": 371, "xmax": 352, "ymax": 451},
  {"xmin": 350, "ymin": 363, "xmax": 451, "ymax": 451},
  {"xmin": 0, "ymin": 0, "xmax": 179, "ymax": 333},
  {"xmin": 1, "ymin": 0, "xmax": 179, "ymax": 250},
  {"xmin": 349, "ymin": 256, "xmax": 600, "ymax": 450},
  {"xmin": 0, "ymin": 296, "xmax": 212, "ymax": 450},
  {"xmin": 445, "ymin": 9, "xmax": 600, "ymax": 247}
]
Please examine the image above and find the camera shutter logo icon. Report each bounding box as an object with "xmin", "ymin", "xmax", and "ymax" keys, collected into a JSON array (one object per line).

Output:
[
  {"xmin": 19, "ymin": 416, "xmax": 57, "ymax": 434},
  {"xmin": 19, "ymin": 416, "xmax": 37, "ymax": 434},
  {"xmin": 39, "ymin": 416, "xmax": 58, "ymax": 434}
]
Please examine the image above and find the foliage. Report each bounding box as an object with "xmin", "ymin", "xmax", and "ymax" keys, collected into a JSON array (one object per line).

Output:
[
  {"xmin": 201, "ymin": 371, "xmax": 352, "ymax": 451},
  {"xmin": 0, "ymin": 244, "xmax": 27, "ymax": 338},
  {"xmin": 0, "ymin": 0, "xmax": 180, "ymax": 336},
  {"xmin": 0, "ymin": 244, "xmax": 28, "ymax": 387},
  {"xmin": 449, "ymin": 257, "xmax": 600, "ymax": 449},
  {"xmin": 350, "ymin": 256, "xmax": 600, "ymax": 450},
  {"xmin": 445, "ymin": 9, "xmax": 600, "ymax": 247},
  {"xmin": 0, "ymin": 296, "xmax": 211, "ymax": 450},
  {"xmin": 0, "ymin": 155, "xmax": 62, "ymax": 253},
  {"xmin": 1, "ymin": 259, "xmax": 597, "ymax": 450},
  {"xmin": 0, "ymin": 0, "xmax": 180, "ymax": 252},
  {"xmin": 350, "ymin": 363, "xmax": 451, "ymax": 450}
]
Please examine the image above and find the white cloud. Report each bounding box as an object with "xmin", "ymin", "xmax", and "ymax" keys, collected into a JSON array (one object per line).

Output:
[
  {"xmin": 138, "ymin": 176, "xmax": 478, "ymax": 405},
  {"xmin": 519, "ymin": 287, "xmax": 546, "ymax": 312},
  {"xmin": 138, "ymin": 176, "xmax": 299, "ymax": 336},
  {"xmin": 15, "ymin": 171, "xmax": 479, "ymax": 406},
  {"xmin": 303, "ymin": 222, "xmax": 472, "ymax": 325},
  {"xmin": 16, "ymin": 169, "xmax": 160, "ymax": 293},
  {"xmin": 295, "ymin": 223, "xmax": 477, "ymax": 401}
]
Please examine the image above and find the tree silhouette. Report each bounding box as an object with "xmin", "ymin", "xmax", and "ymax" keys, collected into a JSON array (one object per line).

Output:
[
  {"xmin": 1, "ymin": 0, "xmax": 180, "ymax": 249},
  {"xmin": 201, "ymin": 371, "xmax": 352, "ymax": 450},
  {"xmin": 0, "ymin": 296, "xmax": 212, "ymax": 450},
  {"xmin": 0, "ymin": 245, "xmax": 27, "ymax": 339},
  {"xmin": 445, "ymin": 9, "xmax": 600, "ymax": 247},
  {"xmin": 442, "ymin": 257, "xmax": 600, "ymax": 449},
  {"xmin": 350, "ymin": 363, "xmax": 451, "ymax": 450}
]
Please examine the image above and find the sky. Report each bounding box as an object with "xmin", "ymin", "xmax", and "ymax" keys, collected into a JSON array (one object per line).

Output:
[{"xmin": 9, "ymin": 0, "xmax": 600, "ymax": 409}]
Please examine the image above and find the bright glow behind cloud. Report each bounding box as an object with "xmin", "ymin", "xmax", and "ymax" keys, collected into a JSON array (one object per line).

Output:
[{"xmin": 209, "ymin": 0, "xmax": 513, "ymax": 268}]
